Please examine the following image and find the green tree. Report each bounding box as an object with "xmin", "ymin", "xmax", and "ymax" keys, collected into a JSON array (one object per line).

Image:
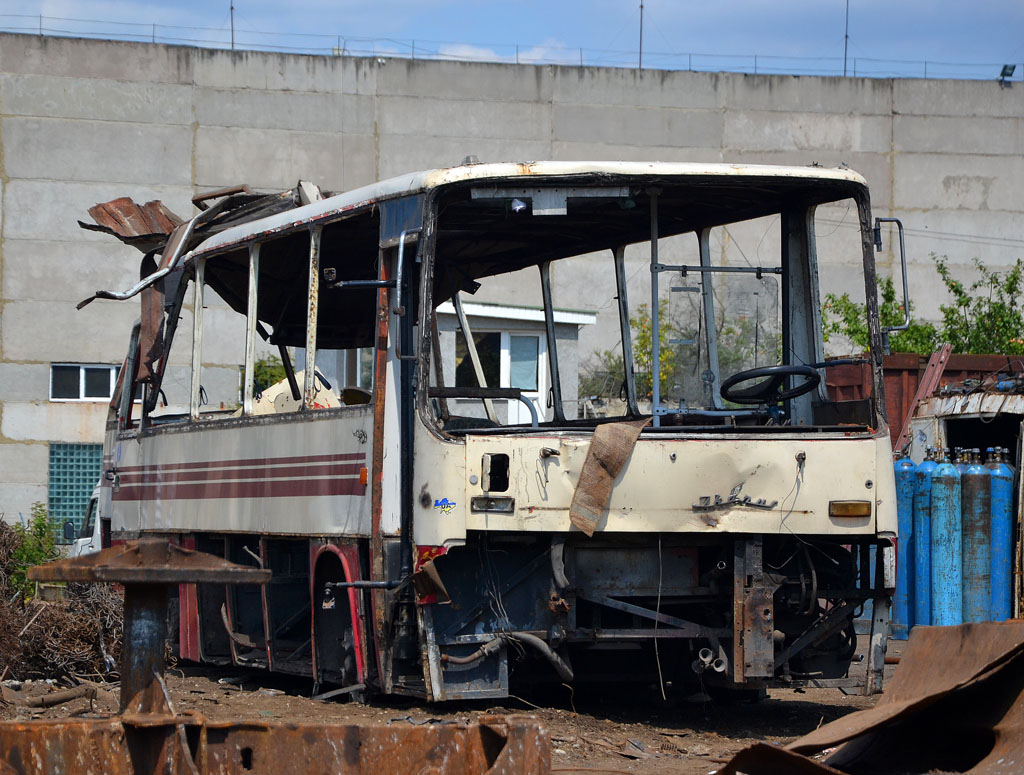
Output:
[
  {"xmin": 9, "ymin": 502, "xmax": 59, "ymax": 599},
  {"xmin": 824, "ymin": 257, "xmax": 1024, "ymax": 355},
  {"xmin": 934, "ymin": 256, "xmax": 1024, "ymax": 355},
  {"xmin": 252, "ymin": 354, "xmax": 288, "ymax": 393},
  {"xmin": 631, "ymin": 301, "xmax": 679, "ymax": 399},
  {"xmin": 578, "ymin": 301, "xmax": 678, "ymax": 401},
  {"xmin": 823, "ymin": 275, "xmax": 939, "ymax": 354}
]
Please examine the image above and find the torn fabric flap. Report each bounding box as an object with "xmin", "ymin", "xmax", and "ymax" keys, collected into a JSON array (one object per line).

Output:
[{"xmin": 569, "ymin": 417, "xmax": 649, "ymax": 536}]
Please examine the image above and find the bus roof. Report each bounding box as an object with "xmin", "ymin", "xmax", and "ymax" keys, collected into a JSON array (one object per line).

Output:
[{"xmin": 188, "ymin": 161, "xmax": 867, "ymax": 259}]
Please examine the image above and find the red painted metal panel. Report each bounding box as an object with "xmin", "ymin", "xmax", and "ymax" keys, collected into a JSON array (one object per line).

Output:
[
  {"xmin": 178, "ymin": 536, "xmax": 200, "ymax": 662},
  {"xmin": 826, "ymin": 353, "xmax": 1024, "ymax": 448},
  {"xmin": 310, "ymin": 542, "xmax": 368, "ymax": 683}
]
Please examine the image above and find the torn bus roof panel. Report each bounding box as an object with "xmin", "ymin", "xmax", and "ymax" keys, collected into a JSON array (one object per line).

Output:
[
  {"xmin": 79, "ymin": 197, "xmax": 184, "ymax": 251},
  {"xmin": 75, "ymin": 186, "xmax": 304, "ymax": 309}
]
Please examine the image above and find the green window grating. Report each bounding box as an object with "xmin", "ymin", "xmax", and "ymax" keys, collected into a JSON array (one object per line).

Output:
[{"xmin": 48, "ymin": 443, "xmax": 102, "ymax": 540}]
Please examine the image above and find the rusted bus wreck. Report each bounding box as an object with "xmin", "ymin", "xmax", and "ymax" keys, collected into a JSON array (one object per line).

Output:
[{"xmin": 84, "ymin": 161, "xmax": 900, "ymax": 700}]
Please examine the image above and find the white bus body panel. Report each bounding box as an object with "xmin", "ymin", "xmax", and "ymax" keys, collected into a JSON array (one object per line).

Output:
[{"xmin": 106, "ymin": 408, "xmax": 375, "ymax": 537}]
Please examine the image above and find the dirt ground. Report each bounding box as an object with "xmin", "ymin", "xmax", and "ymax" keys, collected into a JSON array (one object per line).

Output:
[{"xmin": 0, "ymin": 637, "xmax": 902, "ymax": 775}]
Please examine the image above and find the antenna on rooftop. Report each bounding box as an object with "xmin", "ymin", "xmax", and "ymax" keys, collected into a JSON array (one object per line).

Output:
[
  {"xmin": 843, "ymin": 0, "xmax": 849, "ymax": 76},
  {"xmin": 638, "ymin": 1, "xmax": 644, "ymax": 70}
]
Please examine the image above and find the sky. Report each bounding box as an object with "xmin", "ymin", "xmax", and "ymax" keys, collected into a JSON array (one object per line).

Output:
[{"xmin": 3, "ymin": 1, "xmax": 1023, "ymax": 79}]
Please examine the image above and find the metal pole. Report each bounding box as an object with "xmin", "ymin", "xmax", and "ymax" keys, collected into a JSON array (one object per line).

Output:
[
  {"xmin": 120, "ymin": 584, "xmax": 168, "ymax": 712},
  {"xmin": 843, "ymin": 0, "xmax": 849, "ymax": 76},
  {"xmin": 638, "ymin": 1, "xmax": 643, "ymax": 70},
  {"xmin": 230, "ymin": 1, "xmax": 235, "ymax": 50},
  {"xmin": 649, "ymin": 189, "xmax": 660, "ymax": 427}
]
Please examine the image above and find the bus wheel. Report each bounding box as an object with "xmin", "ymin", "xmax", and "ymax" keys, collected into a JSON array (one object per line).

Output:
[{"xmin": 313, "ymin": 552, "xmax": 360, "ymax": 696}]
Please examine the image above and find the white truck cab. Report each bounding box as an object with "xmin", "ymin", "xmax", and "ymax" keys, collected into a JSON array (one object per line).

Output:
[{"xmin": 64, "ymin": 482, "xmax": 104, "ymax": 557}]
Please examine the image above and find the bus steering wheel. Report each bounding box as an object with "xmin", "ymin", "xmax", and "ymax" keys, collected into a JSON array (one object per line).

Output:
[{"xmin": 719, "ymin": 364, "xmax": 821, "ymax": 405}]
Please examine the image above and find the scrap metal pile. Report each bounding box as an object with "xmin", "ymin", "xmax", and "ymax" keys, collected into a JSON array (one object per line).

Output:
[{"xmin": 0, "ymin": 523, "xmax": 122, "ymax": 682}]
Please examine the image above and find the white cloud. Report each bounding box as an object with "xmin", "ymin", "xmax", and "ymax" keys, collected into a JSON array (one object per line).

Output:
[
  {"xmin": 436, "ymin": 42, "xmax": 503, "ymax": 62},
  {"xmin": 516, "ymin": 37, "xmax": 576, "ymax": 65}
]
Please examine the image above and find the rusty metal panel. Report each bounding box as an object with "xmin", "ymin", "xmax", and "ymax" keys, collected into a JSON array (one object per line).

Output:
[
  {"xmin": 732, "ymin": 537, "xmax": 774, "ymax": 681},
  {"xmin": 27, "ymin": 540, "xmax": 272, "ymax": 586},
  {"xmin": 0, "ymin": 715, "xmax": 550, "ymax": 775},
  {"xmin": 81, "ymin": 197, "xmax": 183, "ymax": 249},
  {"xmin": 826, "ymin": 352, "xmax": 1024, "ymax": 449},
  {"xmin": 722, "ymin": 621, "xmax": 1024, "ymax": 774}
]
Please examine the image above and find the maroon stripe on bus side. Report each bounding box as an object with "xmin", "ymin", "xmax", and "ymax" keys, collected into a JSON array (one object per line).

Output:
[
  {"xmin": 117, "ymin": 462, "xmax": 365, "ymax": 485},
  {"xmin": 113, "ymin": 476, "xmax": 365, "ymax": 501},
  {"xmin": 115, "ymin": 451, "xmax": 365, "ymax": 474}
]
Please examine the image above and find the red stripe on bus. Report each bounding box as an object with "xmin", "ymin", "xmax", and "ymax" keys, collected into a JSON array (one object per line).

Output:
[
  {"xmin": 113, "ymin": 477, "xmax": 366, "ymax": 501},
  {"xmin": 115, "ymin": 451, "xmax": 365, "ymax": 474},
  {"xmin": 117, "ymin": 462, "xmax": 366, "ymax": 486}
]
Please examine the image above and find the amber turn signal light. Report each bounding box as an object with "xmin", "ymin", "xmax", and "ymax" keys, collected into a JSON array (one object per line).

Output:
[{"xmin": 829, "ymin": 500, "xmax": 871, "ymax": 517}]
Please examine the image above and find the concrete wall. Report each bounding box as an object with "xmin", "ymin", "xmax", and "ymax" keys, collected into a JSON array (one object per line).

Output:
[{"xmin": 1, "ymin": 33, "xmax": 1022, "ymax": 517}]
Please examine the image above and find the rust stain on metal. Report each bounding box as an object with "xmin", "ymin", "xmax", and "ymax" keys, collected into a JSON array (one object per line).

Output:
[
  {"xmin": 0, "ymin": 714, "xmax": 550, "ymax": 775},
  {"xmin": 81, "ymin": 197, "xmax": 184, "ymax": 248},
  {"xmin": 28, "ymin": 539, "xmax": 271, "ymax": 586}
]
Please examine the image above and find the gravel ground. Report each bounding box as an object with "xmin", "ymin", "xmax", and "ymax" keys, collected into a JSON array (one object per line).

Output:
[{"xmin": 0, "ymin": 637, "xmax": 903, "ymax": 775}]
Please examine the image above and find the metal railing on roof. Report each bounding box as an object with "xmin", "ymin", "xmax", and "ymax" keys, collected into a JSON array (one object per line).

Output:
[{"xmin": 0, "ymin": 14, "xmax": 1020, "ymax": 82}]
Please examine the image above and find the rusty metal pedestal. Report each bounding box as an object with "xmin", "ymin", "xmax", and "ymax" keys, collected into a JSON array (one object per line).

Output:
[{"xmin": 28, "ymin": 539, "xmax": 270, "ymax": 713}]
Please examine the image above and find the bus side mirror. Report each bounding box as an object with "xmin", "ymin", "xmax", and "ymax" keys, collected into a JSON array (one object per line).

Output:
[
  {"xmin": 875, "ymin": 217, "xmax": 910, "ymax": 354},
  {"xmin": 62, "ymin": 521, "xmax": 76, "ymax": 542}
]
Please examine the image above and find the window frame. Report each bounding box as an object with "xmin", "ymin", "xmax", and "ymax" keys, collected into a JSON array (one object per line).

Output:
[
  {"xmin": 49, "ymin": 363, "xmax": 120, "ymax": 403},
  {"xmin": 453, "ymin": 327, "xmax": 548, "ymax": 422}
]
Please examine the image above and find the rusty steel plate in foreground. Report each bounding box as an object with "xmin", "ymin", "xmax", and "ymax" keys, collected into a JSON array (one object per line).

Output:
[
  {"xmin": 0, "ymin": 714, "xmax": 549, "ymax": 775},
  {"xmin": 28, "ymin": 539, "xmax": 271, "ymax": 585},
  {"xmin": 720, "ymin": 620, "xmax": 1024, "ymax": 774}
]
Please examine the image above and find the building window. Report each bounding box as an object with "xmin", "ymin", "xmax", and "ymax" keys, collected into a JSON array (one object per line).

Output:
[
  {"xmin": 50, "ymin": 364, "xmax": 119, "ymax": 402},
  {"xmin": 48, "ymin": 443, "xmax": 103, "ymax": 540},
  {"xmin": 454, "ymin": 330, "xmax": 545, "ymax": 424},
  {"xmin": 455, "ymin": 332, "xmax": 501, "ymax": 388}
]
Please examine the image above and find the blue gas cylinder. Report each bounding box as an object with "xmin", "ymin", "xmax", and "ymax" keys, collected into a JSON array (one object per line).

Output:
[
  {"xmin": 954, "ymin": 448, "xmax": 968, "ymax": 475},
  {"xmin": 930, "ymin": 454, "xmax": 963, "ymax": 626},
  {"xmin": 913, "ymin": 451, "xmax": 938, "ymax": 626},
  {"xmin": 990, "ymin": 451, "xmax": 1014, "ymax": 621},
  {"xmin": 893, "ymin": 455, "xmax": 917, "ymax": 638},
  {"xmin": 961, "ymin": 451, "xmax": 991, "ymax": 623}
]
